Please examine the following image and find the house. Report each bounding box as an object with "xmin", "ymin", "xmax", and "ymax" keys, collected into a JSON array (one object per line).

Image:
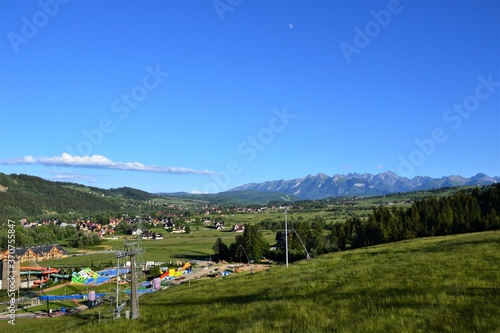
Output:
[
  {"xmin": 153, "ymin": 233, "xmax": 163, "ymax": 240},
  {"xmin": 171, "ymin": 226, "xmax": 186, "ymax": 234},
  {"xmin": 231, "ymin": 224, "xmax": 245, "ymax": 233},
  {"xmin": 163, "ymin": 219, "xmax": 176, "ymax": 229},
  {"xmin": 215, "ymin": 221, "xmax": 225, "ymax": 230},
  {"xmin": 131, "ymin": 228, "xmax": 143, "ymax": 236},
  {"xmin": 60, "ymin": 222, "xmax": 77, "ymax": 228},
  {"xmin": 2, "ymin": 244, "xmax": 68, "ymax": 263}
]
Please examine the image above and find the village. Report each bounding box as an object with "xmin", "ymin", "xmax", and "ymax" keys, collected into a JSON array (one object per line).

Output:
[{"xmin": 0, "ymin": 204, "xmax": 280, "ymax": 321}]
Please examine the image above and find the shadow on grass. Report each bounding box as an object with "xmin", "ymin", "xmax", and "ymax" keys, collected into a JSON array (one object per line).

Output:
[{"xmin": 172, "ymin": 254, "xmax": 212, "ymax": 261}]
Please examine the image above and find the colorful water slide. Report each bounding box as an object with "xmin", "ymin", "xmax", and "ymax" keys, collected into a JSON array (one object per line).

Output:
[
  {"xmin": 33, "ymin": 276, "xmax": 48, "ymax": 285},
  {"xmin": 20, "ymin": 266, "xmax": 46, "ymax": 271},
  {"xmin": 20, "ymin": 270, "xmax": 45, "ymax": 275},
  {"xmin": 50, "ymin": 274, "xmax": 70, "ymax": 279},
  {"xmin": 20, "ymin": 266, "xmax": 60, "ymax": 274},
  {"xmin": 42, "ymin": 268, "xmax": 60, "ymax": 274}
]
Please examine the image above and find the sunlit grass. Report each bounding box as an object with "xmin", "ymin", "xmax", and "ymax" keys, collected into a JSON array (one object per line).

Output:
[{"xmin": 3, "ymin": 231, "xmax": 498, "ymax": 333}]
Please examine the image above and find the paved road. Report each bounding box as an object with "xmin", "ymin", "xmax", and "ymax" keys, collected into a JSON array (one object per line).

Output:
[{"xmin": 0, "ymin": 312, "xmax": 41, "ymax": 320}]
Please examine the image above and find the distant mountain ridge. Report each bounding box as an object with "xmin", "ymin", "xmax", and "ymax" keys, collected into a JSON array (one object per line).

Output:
[
  {"xmin": 157, "ymin": 190, "xmax": 297, "ymax": 205},
  {"xmin": 228, "ymin": 171, "xmax": 500, "ymax": 200}
]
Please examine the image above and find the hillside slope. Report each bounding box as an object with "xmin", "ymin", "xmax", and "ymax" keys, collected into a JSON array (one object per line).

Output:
[
  {"xmin": 0, "ymin": 173, "xmax": 124, "ymax": 219},
  {"xmin": 6, "ymin": 231, "xmax": 499, "ymax": 333}
]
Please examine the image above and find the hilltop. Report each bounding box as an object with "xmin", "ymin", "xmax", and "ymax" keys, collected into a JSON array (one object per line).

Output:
[{"xmin": 0, "ymin": 173, "xmax": 198, "ymax": 222}]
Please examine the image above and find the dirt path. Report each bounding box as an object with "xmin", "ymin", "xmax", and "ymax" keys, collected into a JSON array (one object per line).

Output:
[
  {"xmin": 171, "ymin": 263, "xmax": 271, "ymax": 285},
  {"xmin": 40, "ymin": 282, "xmax": 73, "ymax": 293}
]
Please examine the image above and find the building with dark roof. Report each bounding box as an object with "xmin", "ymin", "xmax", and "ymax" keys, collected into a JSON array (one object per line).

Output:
[{"xmin": 1, "ymin": 244, "xmax": 68, "ymax": 263}]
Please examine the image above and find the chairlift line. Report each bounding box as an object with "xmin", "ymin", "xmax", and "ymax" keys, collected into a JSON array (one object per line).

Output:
[
  {"xmin": 285, "ymin": 208, "xmax": 288, "ymax": 268},
  {"xmin": 290, "ymin": 227, "xmax": 311, "ymax": 260}
]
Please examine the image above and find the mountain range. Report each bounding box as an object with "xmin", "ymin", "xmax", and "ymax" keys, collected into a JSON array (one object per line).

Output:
[{"xmin": 228, "ymin": 171, "xmax": 500, "ymax": 200}]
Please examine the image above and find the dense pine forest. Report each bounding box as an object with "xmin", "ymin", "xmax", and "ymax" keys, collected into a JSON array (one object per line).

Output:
[
  {"xmin": 0, "ymin": 173, "xmax": 124, "ymax": 221},
  {"xmin": 329, "ymin": 184, "xmax": 500, "ymax": 251},
  {"xmin": 212, "ymin": 184, "xmax": 500, "ymax": 263}
]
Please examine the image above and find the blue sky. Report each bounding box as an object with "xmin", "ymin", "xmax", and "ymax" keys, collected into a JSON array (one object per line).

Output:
[{"xmin": 1, "ymin": 0, "xmax": 499, "ymax": 194}]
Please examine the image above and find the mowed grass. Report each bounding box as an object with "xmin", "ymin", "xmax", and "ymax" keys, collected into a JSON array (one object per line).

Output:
[{"xmin": 5, "ymin": 231, "xmax": 499, "ymax": 333}]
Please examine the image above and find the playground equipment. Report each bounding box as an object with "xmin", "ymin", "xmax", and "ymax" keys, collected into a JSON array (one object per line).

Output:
[
  {"xmin": 159, "ymin": 263, "xmax": 191, "ymax": 281},
  {"xmin": 71, "ymin": 267, "xmax": 98, "ymax": 284},
  {"xmin": 71, "ymin": 267, "xmax": 130, "ymax": 285}
]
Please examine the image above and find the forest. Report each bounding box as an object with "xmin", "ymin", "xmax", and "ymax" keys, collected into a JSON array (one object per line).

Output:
[{"xmin": 221, "ymin": 184, "xmax": 500, "ymax": 262}]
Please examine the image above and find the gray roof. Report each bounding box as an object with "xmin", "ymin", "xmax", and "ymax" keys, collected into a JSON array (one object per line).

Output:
[{"xmin": 13, "ymin": 244, "xmax": 68, "ymax": 256}]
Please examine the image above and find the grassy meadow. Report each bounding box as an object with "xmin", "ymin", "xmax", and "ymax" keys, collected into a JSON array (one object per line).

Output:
[
  {"xmin": 4, "ymin": 230, "xmax": 499, "ymax": 333},
  {"xmin": 39, "ymin": 227, "xmax": 278, "ymax": 268}
]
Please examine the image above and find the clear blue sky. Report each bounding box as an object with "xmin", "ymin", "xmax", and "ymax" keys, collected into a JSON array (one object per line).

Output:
[{"xmin": 1, "ymin": 0, "xmax": 499, "ymax": 193}]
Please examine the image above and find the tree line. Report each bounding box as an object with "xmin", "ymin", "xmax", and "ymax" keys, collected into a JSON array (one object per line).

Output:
[
  {"xmin": 0, "ymin": 223, "xmax": 101, "ymax": 250},
  {"xmin": 213, "ymin": 185, "xmax": 500, "ymax": 263},
  {"xmin": 341, "ymin": 184, "xmax": 500, "ymax": 249}
]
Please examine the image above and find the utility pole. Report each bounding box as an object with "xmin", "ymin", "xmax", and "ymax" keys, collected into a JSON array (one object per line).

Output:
[{"xmin": 285, "ymin": 208, "xmax": 289, "ymax": 268}]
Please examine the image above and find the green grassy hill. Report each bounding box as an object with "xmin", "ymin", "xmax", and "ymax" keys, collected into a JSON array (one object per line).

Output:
[
  {"xmin": 61, "ymin": 183, "xmax": 158, "ymax": 201},
  {"xmin": 0, "ymin": 173, "xmax": 203, "ymax": 221},
  {"xmin": 5, "ymin": 231, "xmax": 499, "ymax": 333}
]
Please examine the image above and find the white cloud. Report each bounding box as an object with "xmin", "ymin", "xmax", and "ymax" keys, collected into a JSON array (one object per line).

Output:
[
  {"xmin": 377, "ymin": 165, "xmax": 384, "ymax": 169},
  {"xmin": 190, "ymin": 189, "xmax": 208, "ymax": 194},
  {"xmin": 1, "ymin": 153, "xmax": 216, "ymax": 175},
  {"xmin": 340, "ymin": 165, "xmax": 350, "ymax": 170}
]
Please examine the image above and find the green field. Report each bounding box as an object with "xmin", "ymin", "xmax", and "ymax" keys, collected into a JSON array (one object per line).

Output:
[
  {"xmin": 4, "ymin": 230, "xmax": 499, "ymax": 333},
  {"xmin": 38, "ymin": 227, "xmax": 278, "ymax": 268}
]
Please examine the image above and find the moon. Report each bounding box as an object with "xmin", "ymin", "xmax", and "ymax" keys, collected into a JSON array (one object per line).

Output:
[{"xmin": 289, "ymin": 23, "xmax": 293, "ymax": 29}]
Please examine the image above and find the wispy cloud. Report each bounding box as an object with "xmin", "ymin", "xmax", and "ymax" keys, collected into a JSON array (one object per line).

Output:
[
  {"xmin": 1, "ymin": 153, "xmax": 216, "ymax": 175},
  {"xmin": 46, "ymin": 170, "xmax": 97, "ymax": 183},
  {"xmin": 190, "ymin": 189, "xmax": 207, "ymax": 194},
  {"xmin": 377, "ymin": 165, "xmax": 384, "ymax": 170}
]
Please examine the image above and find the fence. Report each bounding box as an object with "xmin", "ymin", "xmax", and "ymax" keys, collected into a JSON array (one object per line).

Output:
[{"xmin": 98, "ymin": 306, "xmax": 131, "ymax": 323}]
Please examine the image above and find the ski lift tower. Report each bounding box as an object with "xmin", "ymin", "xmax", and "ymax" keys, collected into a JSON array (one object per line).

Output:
[{"xmin": 115, "ymin": 240, "xmax": 143, "ymax": 319}]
